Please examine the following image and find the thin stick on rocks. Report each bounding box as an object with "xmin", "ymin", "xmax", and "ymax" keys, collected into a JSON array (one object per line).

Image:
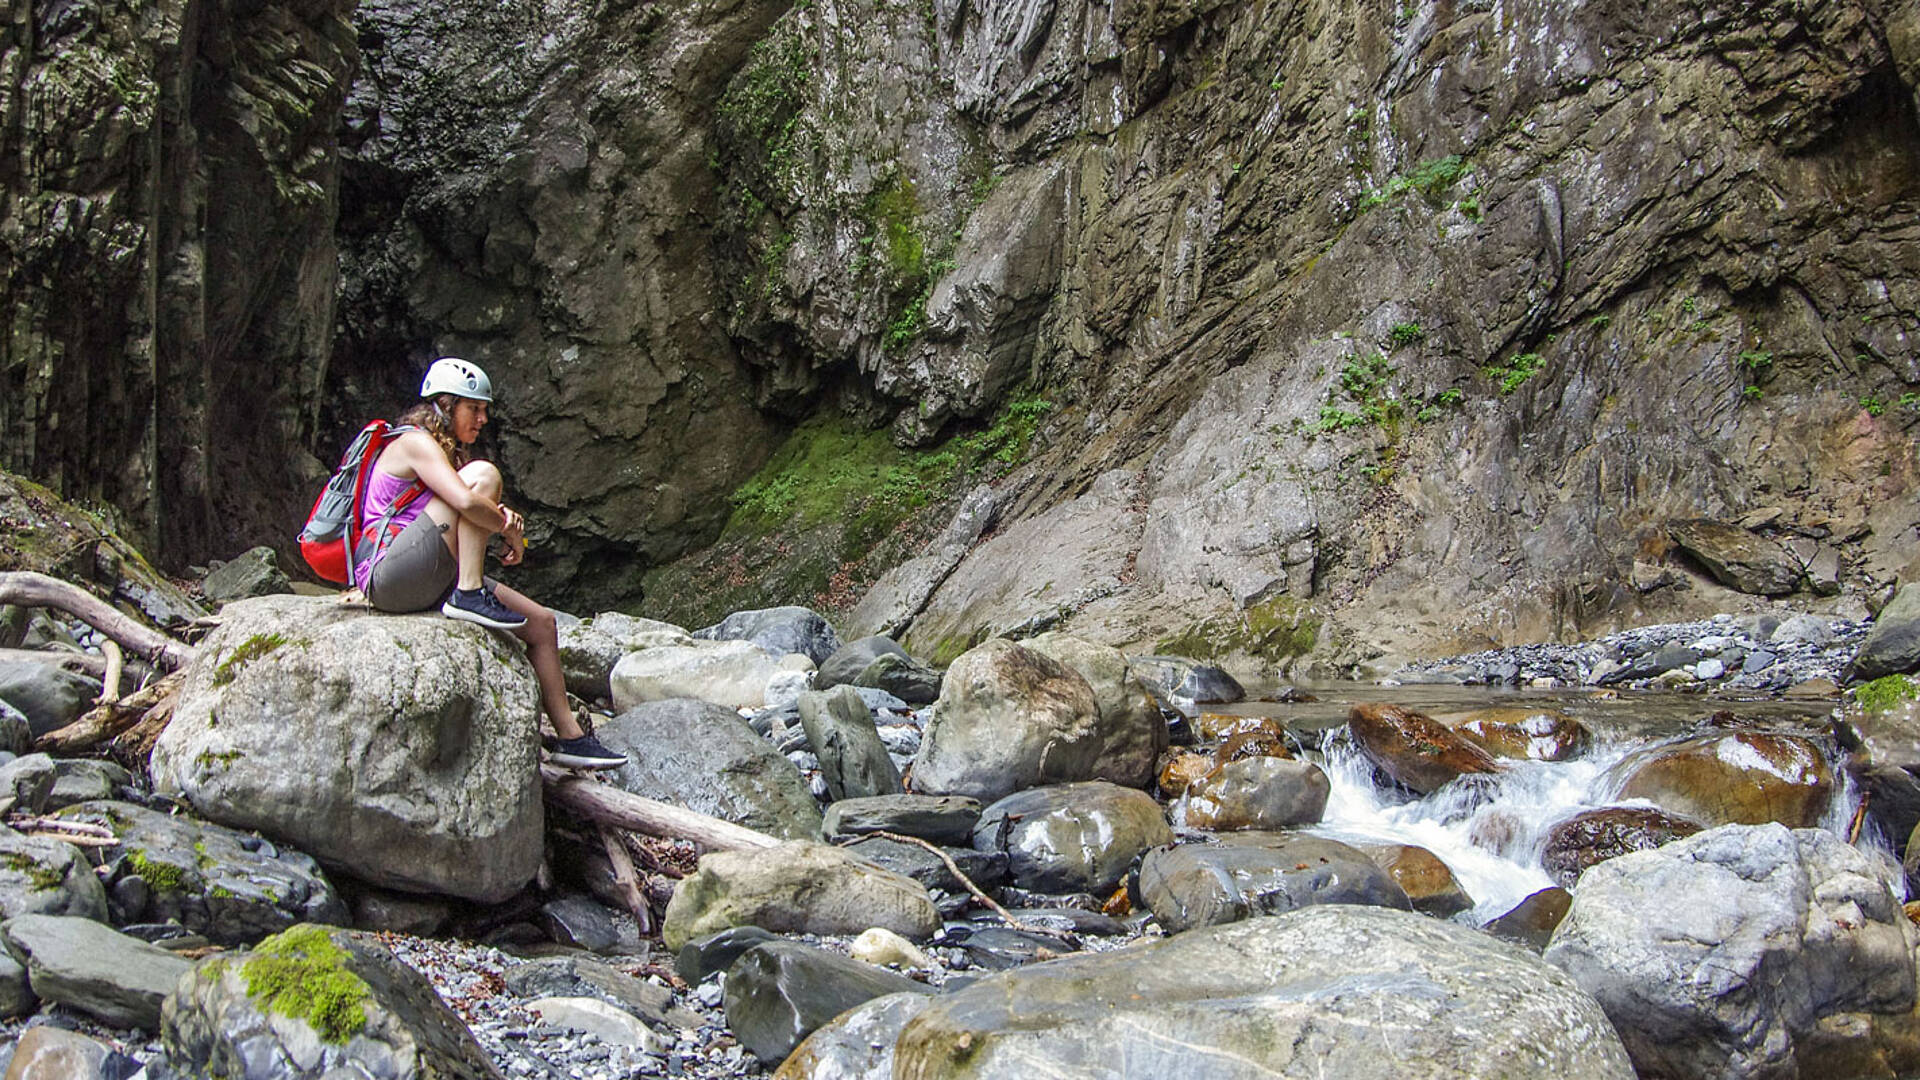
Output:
[
  {"xmin": 846, "ymin": 830, "xmax": 1077, "ymax": 942},
  {"xmin": 95, "ymin": 639, "xmax": 123, "ymax": 705},
  {"xmin": 6, "ymin": 816, "xmax": 117, "ymax": 846}
]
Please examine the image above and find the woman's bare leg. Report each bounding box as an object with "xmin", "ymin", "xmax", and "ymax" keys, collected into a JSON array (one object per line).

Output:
[
  {"xmin": 491, "ymin": 582, "xmax": 586, "ymax": 740},
  {"xmin": 421, "ymin": 460, "xmax": 502, "ymax": 591}
]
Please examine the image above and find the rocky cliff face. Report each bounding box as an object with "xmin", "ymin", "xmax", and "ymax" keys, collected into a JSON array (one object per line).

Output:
[
  {"xmin": 14, "ymin": 0, "xmax": 1920, "ymax": 672},
  {"xmin": 0, "ymin": 0, "xmax": 356, "ymax": 566}
]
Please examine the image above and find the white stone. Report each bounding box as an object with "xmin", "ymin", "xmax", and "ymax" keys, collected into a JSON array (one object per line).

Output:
[
  {"xmin": 611, "ymin": 640, "xmax": 785, "ymax": 709},
  {"xmin": 1695, "ymin": 658, "xmax": 1726, "ymax": 680},
  {"xmin": 528, "ymin": 996, "xmax": 666, "ymax": 1050},
  {"xmin": 851, "ymin": 926, "xmax": 932, "ymax": 970}
]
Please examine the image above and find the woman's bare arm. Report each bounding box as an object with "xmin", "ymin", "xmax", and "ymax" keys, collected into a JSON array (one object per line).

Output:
[{"xmin": 390, "ymin": 431, "xmax": 508, "ymax": 532}]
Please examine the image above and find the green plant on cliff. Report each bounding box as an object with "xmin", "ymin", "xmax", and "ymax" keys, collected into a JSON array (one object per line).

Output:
[
  {"xmin": 242, "ymin": 926, "xmax": 371, "ymax": 1045},
  {"xmin": 1483, "ymin": 352, "xmax": 1543, "ymax": 396},
  {"xmin": 1735, "ymin": 348, "xmax": 1774, "ymax": 402},
  {"xmin": 1357, "ymin": 155, "xmax": 1467, "ymax": 213},
  {"xmin": 1856, "ymin": 675, "xmax": 1917, "ymax": 715}
]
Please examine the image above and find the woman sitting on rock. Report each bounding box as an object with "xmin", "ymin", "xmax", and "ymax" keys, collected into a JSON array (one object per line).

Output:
[{"xmin": 352, "ymin": 356, "xmax": 626, "ymax": 770}]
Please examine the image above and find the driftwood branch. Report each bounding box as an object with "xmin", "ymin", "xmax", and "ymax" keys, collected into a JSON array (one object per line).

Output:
[
  {"xmin": 36, "ymin": 671, "xmax": 186, "ymax": 755},
  {"xmin": 95, "ymin": 640, "xmax": 124, "ymax": 705},
  {"xmin": 844, "ymin": 830, "xmax": 1077, "ymax": 941},
  {"xmin": 599, "ymin": 825, "xmax": 653, "ymax": 935},
  {"xmin": 109, "ymin": 675, "xmax": 187, "ymax": 766},
  {"xmin": 0, "ymin": 572, "xmax": 196, "ymax": 671},
  {"xmin": 538, "ymin": 764, "xmax": 781, "ymax": 851},
  {"xmin": 6, "ymin": 816, "xmax": 117, "ymax": 847}
]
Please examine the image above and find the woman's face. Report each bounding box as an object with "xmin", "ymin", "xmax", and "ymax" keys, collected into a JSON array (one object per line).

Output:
[{"xmin": 450, "ymin": 398, "xmax": 489, "ymax": 444}]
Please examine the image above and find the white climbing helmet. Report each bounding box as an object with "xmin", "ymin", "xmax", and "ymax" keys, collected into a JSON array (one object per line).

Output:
[{"xmin": 420, "ymin": 356, "xmax": 493, "ymax": 402}]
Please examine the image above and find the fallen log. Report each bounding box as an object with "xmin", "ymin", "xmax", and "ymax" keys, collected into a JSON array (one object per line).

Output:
[
  {"xmin": 36, "ymin": 671, "xmax": 186, "ymax": 755},
  {"xmin": 0, "ymin": 572, "xmax": 196, "ymax": 671},
  {"xmin": 538, "ymin": 764, "xmax": 780, "ymax": 852}
]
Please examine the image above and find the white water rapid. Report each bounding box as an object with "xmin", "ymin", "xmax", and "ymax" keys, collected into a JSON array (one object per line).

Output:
[{"xmin": 1303, "ymin": 731, "xmax": 1882, "ymax": 923}]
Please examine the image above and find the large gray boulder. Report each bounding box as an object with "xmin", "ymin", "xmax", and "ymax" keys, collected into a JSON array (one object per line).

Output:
[
  {"xmin": 799, "ymin": 685, "xmax": 903, "ymax": 801},
  {"xmin": 0, "ymin": 661, "xmax": 100, "ymax": 738},
  {"xmin": 1855, "ymin": 583, "xmax": 1920, "ymax": 680},
  {"xmin": 1544, "ymin": 823, "xmax": 1918, "ymax": 1080},
  {"xmin": 149, "ymin": 595, "xmax": 544, "ymax": 903},
  {"xmin": 893, "ymin": 905, "xmax": 1634, "ymax": 1077},
  {"xmin": 1137, "ymin": 833, "xmax": 1411, "ymax": 934},
  {"xmin": 973, "ymin": 782, "xmax": 1172, "ymax": 895},
  {"xmin": 661, "ymin": 841, "xmax": 940, "ymax": 952},
  {"xmin": 912, "ymin": 639, "xmax": 1125, "ymax": 801},
  {"xmin": 3, "ymin": 913, "xmax": 192, "ymax": 1029},
  {"xmin": 0, "ymin": 823, "xmax": 108, "ymax": 922},
  {"xmin": 57, "ymin": 800, "xmax": 347, "ymax": 945},
  {"xmin": 162, "ymin": 923, "xmax": 503, "ymax": 1078},
  {"xmin": 0, "ymin": 699, "xmax": 30, "ymax": 756},
  {"xmin": 200, "ymin": 545, "xmax": 293, "ymax": 605},
  {"xmin": 610, "ymin": 639, "xmax": 788, "ymax": 710},
  {"xmin": 776, "ymin": 991, "xmax": 932, "ymax": 1080},
  {"xmin": 723, "ymin": 941, "xmax": 927, "ymax": 1066},
  {"xmin": 815, "ymin": 635, "xmax": 912, "ymax": 692},
  {"xmin": 594, "ymin": 698, "xmax": 823, "ymax": 841},
  {"xmin": 1020, "ymin": 632, "xmax": 1167, "ymax": 788},
  {"xmin": 696, "ymin": 606, "xmax": 841, "ymax": 665}
]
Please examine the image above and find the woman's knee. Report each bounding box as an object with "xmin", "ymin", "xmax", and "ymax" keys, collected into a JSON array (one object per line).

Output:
[{"xmin": 459, "ymin": 459, "xmax": 502, "ymax": 498}]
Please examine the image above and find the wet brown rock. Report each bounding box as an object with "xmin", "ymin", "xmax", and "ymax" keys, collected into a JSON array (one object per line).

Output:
[
  {"xmin": 1348, "ymin": 704, "xmax": 1504, "ymax": 795},
  {"xmin": 1359, "ymin": 843, "xmax": 1473, "ymax": 918},
  {"xmin": 1608, "ymin": 731, "xmax": 1835, "ymax": 828},
  {"xmin": 1486, "ymin": 887, "xmax": 1572, "ymax": 952},
  {"xmin": 1155, "ymin": 751, "xmax": 1217, "ymax": 799},
  {"xmin": 1439, "ymin": 708, "xmax": 1591, "ymax": 762},
  {"xmin": 1542, "ymin": 807, "xmax": 1705, "ymax": 889},
  {"xmin": 1180, "ymin": 758, "xmax": 1329, "ymax": 831},
  {"xmin": 1214, "ymin": 728, "xmax": 1294, "ymax": 764},
  {"xmin": 1193, "ymin": 714, "xmax": 1284, "ymax": 742}
]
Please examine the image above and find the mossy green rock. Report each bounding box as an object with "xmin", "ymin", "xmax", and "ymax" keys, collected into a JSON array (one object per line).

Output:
[
  {"xmin": 163, "ymin": 924, "xmax": 502, "ymax": 1078},
  {"xmin": 0, "ymin": 825, "xmax": 108, "ymax": 923}
]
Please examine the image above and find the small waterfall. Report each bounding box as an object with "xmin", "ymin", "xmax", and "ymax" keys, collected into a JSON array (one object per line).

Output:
[{"xmin": 1301, "ymin": 731, "xmax": 1874, "ymax": 923}]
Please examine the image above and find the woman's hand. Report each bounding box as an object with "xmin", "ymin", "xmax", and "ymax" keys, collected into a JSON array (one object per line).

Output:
[{"xmin": 498, "ymin": 507, "xmax": 526, "ymax": 566}]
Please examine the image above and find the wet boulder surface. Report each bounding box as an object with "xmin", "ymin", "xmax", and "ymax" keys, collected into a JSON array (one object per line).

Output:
[
  {"xmin": 893, "ymin": 906, "xmax": 1635, "ymax": 1078},
  {"xmin": 1604, "ymin": 728, "xmax": 1834, "ymax": 828},
  {"xmin": 1541, "ymin": 806, "xmax": 1705, "ymax": 890},
  {"xmin": 1348, "ymin": 702, "xmax": 1506, "ymax": 793},
  {"xmin": 1136, "ymin": 833, "xmax": 1411, "ymax": 934},
  {"xmin": 971, "ymin": 781, "xmax": 1173, "ymax": 895},
  {"xmin": 1546, "ymin": 824, "xmax": 1919, "ymax": 1080},
  {"xmin": 660, "ymin": 841, "xmax": 940, "ymax": 952}
]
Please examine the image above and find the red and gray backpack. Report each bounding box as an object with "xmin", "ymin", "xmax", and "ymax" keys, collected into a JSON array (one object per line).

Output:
[{"xmin": 298, "ymin": 421, "xmax": 426, "ymax": 584}]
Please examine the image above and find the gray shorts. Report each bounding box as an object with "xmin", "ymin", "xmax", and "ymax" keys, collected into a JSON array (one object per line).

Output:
[{"xmin": 366, "ymin": 514, "xmax": 459, "ymax": 613}]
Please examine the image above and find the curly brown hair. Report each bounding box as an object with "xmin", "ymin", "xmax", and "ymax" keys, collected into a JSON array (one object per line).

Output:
[{"xmin": 396, "ymin": 395, "xmax": 470, "ymax": 468}]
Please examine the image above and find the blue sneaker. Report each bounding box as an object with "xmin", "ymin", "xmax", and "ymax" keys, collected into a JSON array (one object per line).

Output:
[
  {"xmin": 441, "ymin": 586, "xmax": 527, "ymax": 630},
  {"xmin": 548, "ymin": 733, "xmax": 627, "ymax": 771}
]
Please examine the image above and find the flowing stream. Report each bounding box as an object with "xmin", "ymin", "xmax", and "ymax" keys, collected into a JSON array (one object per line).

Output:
[{"xmin": 1217, "ymin": 682, "xmax": 1875, "ymax": 923}]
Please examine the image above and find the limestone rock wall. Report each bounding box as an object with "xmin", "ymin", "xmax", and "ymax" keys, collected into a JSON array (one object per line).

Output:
[{"xmin": 0, "ymin": 0, "xmax": 356, "ymax": 566}]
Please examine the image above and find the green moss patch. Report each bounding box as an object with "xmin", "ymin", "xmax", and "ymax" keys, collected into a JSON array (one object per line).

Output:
[
  {"xmin": 644, "ymin": 396, "xmax": 1056, "ymax": 629},
  {"xmin": 212, "ymin": 632, "xmax": 287, "ymax": 687},
  {"xmin": 3, "ymin": 852, "xmax": 66, "ymax": 891},
  {"xmin": 126, "ymin": 850, "xmax": 189, "ymax": 891},
  {"xmin": 241, "ymin": 925, "xmax": 371, "ymax": 1045},
  {"xmin": 1156, "ymin": 596, "xmax": 1322, "ymax": 666},
  {"xmin": 1857, "ymin": 674, "xmax": 1918, "ymax": 715}
]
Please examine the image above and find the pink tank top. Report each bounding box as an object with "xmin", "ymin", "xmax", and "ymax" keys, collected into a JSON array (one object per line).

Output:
[{"xmin": 352, "ymin": 460, "xmax": 430, "ymax": 591}]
